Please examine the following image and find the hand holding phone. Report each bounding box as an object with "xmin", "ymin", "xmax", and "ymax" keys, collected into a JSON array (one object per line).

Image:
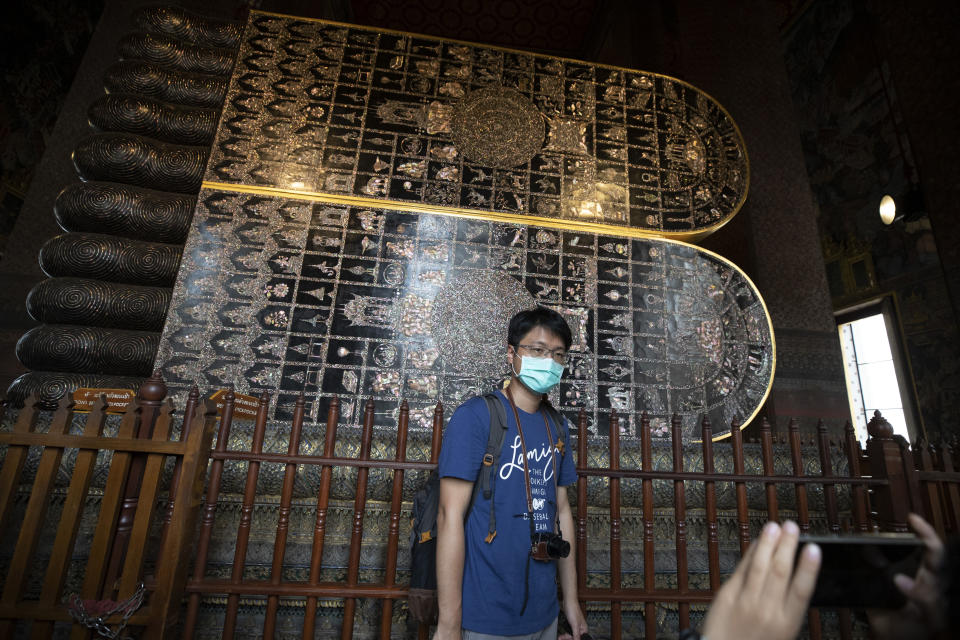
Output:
[
  {"xmin": 866, "ymin": 513, "xmax": 948, "ymax": 640},
  {"xmin": 797, "ymin": 533, "xmax": 923, "ymax": 609},
  {"xmin": 702, "ymin": 520, "xmax": 821, "ymax": 640}
]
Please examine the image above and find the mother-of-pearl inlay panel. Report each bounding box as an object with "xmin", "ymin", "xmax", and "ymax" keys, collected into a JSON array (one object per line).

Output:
[
  {"xmin": 205, "ymin": 11, "xmax": 749, "ymax": 240},
  {"xmin": 156, "ymin": 189, "xmax": 773, "ymax": 439}
]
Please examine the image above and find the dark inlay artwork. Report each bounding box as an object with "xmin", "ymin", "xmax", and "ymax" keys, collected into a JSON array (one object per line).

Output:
[
  {"xmin": 205, "ymin": 12, "xmax": 748, "ymax": 237},
  {"xmin": 155, "ymin": 11, "xmax": 772, "ymax": 440},
  {"xmin": 157, "ymin": 191, "xmax": 772, "ymax": 438}
]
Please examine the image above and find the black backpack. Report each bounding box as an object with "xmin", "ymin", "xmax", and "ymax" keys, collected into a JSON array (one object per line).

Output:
[{"xmin": 407, "ymin": 392, "xmax": 569, "ymax": 624}]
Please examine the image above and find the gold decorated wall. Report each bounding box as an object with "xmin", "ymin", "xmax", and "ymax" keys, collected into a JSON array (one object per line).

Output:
[{"xmin": 154, "ymin": 11, "xmax": 774, "ymax": 440}]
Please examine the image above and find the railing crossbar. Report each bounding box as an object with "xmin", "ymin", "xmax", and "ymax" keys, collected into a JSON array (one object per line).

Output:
[{"xmin": 6, "ymin": 384, "xmax": 956, "ymax": 640}]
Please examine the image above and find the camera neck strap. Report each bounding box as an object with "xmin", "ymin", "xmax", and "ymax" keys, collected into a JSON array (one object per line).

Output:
[
  {"xmin": 504, "ymin": 386, "xmax": 561, "ymax": 535},
  {"xmin": 505, "ymin": 385, "xmax": 561, "ymax": 617}
]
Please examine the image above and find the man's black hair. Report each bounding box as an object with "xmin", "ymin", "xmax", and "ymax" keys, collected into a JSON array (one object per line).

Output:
[{"xmin": 507, "ymin": 307, "xmax": 572, "ymax": 350}]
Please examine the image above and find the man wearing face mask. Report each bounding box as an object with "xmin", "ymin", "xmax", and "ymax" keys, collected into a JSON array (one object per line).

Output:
[{"xmin": 434, "ymin": 307, "xmax": 588, "ymax": 640}]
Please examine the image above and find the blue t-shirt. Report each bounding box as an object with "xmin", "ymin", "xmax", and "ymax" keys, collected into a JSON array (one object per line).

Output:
[{"xmin": 437, "ymin": 391, "xmax": 577, "ymax": 635}]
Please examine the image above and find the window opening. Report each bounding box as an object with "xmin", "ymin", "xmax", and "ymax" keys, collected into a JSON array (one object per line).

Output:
[{"xmin": 839, "ymin": 312, "xmax": 909, "ymax": 443}]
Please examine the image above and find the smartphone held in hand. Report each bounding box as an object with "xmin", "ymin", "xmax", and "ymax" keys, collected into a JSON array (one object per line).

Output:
[{"xmin": 797, "ymin": 534, "xmax": 923, "ymax": 609}]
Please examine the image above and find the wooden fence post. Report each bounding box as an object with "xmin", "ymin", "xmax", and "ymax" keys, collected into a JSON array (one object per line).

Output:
[
  {"xmin": 576, "ymin": 409, "xmax": 588, "ymax": 613},
  {"xmin": 843, "ymin": 422, "xmax": 871, "ymax": 532},
  {"xmin": 144, "ymin": 399, "xmax": 218, "ymax": 639},
  {"xmin": 864, "ymin": 411, "xmax": 910, "ymax": 532},
  {"xmin": 938, "ymin": 441, "xmax": 960, "ymax": 532},
  {"xmin": 103, "ymin": 373, "xmax": 168, "ymax": 597},
  {"xmin": 700, "ymin": 417, "xmax": 720, "ymax": 592},
  {"xmin": 639, "ymin": 411, "xmax": 656, "ymax": 640},
  {"xmin": 671, "ymin": 414, "xmax": 689, "ymax": 631}
]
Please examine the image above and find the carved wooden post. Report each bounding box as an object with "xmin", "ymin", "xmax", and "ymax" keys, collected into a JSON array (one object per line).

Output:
[
  {"xmin": 759, "ymin": 417, "xmax": 778, "ymax": 519},
  {"xmin": 896, "ymin": 435, "xmax": 924, "ymax": 520},
  {"xmin": 639, "ymin": 411, "xmax": 656, "ymax": 639},
  {"xmin": 303, "ymin": 396, "xmax": 339, "ymax": 638},
  {"xmin": 816, "ymin": 420, "xmax": 840, "ymax": 534},
  {"xmin": 730, "ymin": 419, "xmax": 750, "ymax": 553},
  {"xmin": 224, "ymin": 392, "xmax": 270, "ymax": 638},
  {"xmin": 576, "ymin": 409, "xmax": 588, "ymax": 604},
  {"xmin": 671, "ymin": 413, "xmax": 689, "ymax": 631},
  {"xmin": 864, "ymin": 411, "xmax": 910, "ymax": 532},
  {"xmin": 379, "ymin": 400, "xmax": 409, "ymax": 639},
  {"xmin": 103, "ymin": 372, "xmax": 167, "ymax": 597},
  {"xmin": 700, "ymin": 416, "xmax": 720, "ymax": 592},
  {"xmin": 609, "ymin": 411, "xmax": 622, "ymax": 640},
  {"xmin": 843, "ymin": 421, "xmax": 871, "ymax": 532},
  {"xmin": 939, "ymin": 441, "xmax": 960, "ymax": 532},
  {"xmin": 787, "ymin": 418, "xmax": 811, "ymax": 532}
]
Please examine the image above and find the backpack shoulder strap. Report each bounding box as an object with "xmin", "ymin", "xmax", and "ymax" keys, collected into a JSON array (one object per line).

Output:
[
  {"xmin": 472, "ymin": 392, "xmax": 508, "ymax": 543},
  {"xmin": 542, "ymin": 402, "xmax": 570, "ymax": 460},
  {"xmin": 416, "ymin": 471, "xmax": 441, "ymax": 543}
]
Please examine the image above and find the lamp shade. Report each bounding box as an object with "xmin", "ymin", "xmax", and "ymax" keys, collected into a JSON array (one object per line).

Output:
[{"xmin": 879, "ymin": 195, "xmax": 897, "ymax": 224}]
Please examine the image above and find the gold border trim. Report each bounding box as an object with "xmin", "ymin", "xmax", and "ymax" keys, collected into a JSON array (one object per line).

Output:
[
  {"xmin": 200, "ymin": 180, "xmax": 775, "ymax": 436},
  {"xmin": 709, "ymin": 255, "xmax": 775, "ymax": 440},
  {"xmin": 204, "ymin": 181, "xmax": 714, "ymax": 241},
  {"xmin": 241, "ymin": 10, "xmax": 751, "ymax": 243}
]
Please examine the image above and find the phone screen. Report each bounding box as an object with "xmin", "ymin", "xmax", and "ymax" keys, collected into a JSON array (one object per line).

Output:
[{"xmin": 797, "ymin": 534, "xmax": 924, "ymax": 609}]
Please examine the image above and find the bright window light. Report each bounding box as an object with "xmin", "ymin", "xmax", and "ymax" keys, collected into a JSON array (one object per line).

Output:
[{"xmin": 839, "ymin": 313, "xmax": 909, "ymax": 443}]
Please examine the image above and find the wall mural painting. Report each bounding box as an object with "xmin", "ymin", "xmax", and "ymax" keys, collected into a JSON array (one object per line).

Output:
[{"xmin": 155, "ymin": 11, "xmax": 773, "ymax": 440}]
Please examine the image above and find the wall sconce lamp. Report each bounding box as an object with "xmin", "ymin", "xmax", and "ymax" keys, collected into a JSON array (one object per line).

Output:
[{"xmin": 879, "ymin": 188, "xmax": 925, "ymax": 225}]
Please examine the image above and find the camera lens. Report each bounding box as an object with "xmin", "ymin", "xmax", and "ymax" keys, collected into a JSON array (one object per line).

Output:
[{"xmin": 548, "ymin": 536, "xmax": 571, "ymax": 558}]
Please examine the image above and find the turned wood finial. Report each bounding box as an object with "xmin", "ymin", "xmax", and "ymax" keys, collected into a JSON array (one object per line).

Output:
[
  {"xmin": 867, "ymin": 410, "xmax": 894, "ymax": 438},
  {"xmin": 138, "ymin": 372, "xmax": 167, "ymax": 402}
]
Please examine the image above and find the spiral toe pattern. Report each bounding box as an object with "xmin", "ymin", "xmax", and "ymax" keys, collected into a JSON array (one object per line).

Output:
[
  {"xmin": 73, "ymin": 133, "xmax": 207, "ymax": 193},
  {"xmin": 89, "ymin": 94, "xmax": 217, "ymax": 145},
  {"xmin": 7, "ymin": 372, "xmax": 143, "ymax": 409},
  {"xmin": 134, "ymin": 5, "xmax": 242, "ymax": 49},
  {"xmin": 40, "ymin": 233, "xmax": 182, "ymax": 286},
  {"xmin": 118, "ymin": 32, "xmax": 236, "ymax": 76},
  {"xmin": 27, "ymin": 278, "xmax": 171, "ymax": 331},
  {"xmin": 104, "ymin": 61, "xmax": 228, "ymax": 108},
  {"xmin": 17, "ymin": 325, "xmax": 159, "ymax": 376},
  {"xmin": 55, "ymin": 182, "xmax": 193, "ymax": 244},
  {"xmin": 8, "ymin": 4, "xmax": 244, "ymax": 398}
]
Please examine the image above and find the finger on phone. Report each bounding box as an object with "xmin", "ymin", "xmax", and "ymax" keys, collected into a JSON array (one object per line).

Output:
[
  {"xmin": 744, "ymin": 522, "xmax": 781, "ymax": 597},
  {"xmin": 907, "ymin": 513, "xmax": 944, "ymax": 561},
  {"xmin": 893, "ymin": 572, "xmax": 916, "ymax": 596},
  {"xmin": 908, "ymin": 513, "xmax": 938, "ymax": 544},
  {"xmin": 767, "ymin": 520, "xmax": 800, "ymax": 599},
  {"xmin": 785, "ymin": 542, "xmax": 821, "ymax": 620}
]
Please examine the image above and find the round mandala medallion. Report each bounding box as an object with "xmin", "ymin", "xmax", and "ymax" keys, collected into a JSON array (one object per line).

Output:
[
  {"xmin": 450, "ymin": 86, "xmax": 545, "ymax": 169},
  {"xmin": 430, "ymin": 271, "xmax": 535, "ymax": 375}
]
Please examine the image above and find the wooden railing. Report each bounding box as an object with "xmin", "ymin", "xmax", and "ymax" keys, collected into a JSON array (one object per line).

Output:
[
  {"xmin": 181, "ymin": 393, "xmax": 441, "ymax": 640},
  {"xmin": 177, "ymin": 390, "xmax": 959, "ymax": 639},
  {"xmin": 1, "ymin": 378, "xmax": 958, "ymax": 639},
  {"xmin": 0, "ymin": 376, "xmax": 217, "ymax": 638}
]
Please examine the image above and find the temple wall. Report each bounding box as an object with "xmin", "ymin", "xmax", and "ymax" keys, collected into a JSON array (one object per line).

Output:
[
  {"xmin": 153, "ymin": 12, "xmax": 776, "ymax": 441},
  {"xmin": 661, "ymin": 0, "xmax": 849, "ymax": 432}
]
